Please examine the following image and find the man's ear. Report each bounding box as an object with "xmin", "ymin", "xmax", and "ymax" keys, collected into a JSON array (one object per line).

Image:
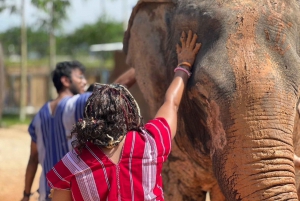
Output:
[{"xmin": 61, "ymin": 76, "xmax": 71, "ymax": 88}]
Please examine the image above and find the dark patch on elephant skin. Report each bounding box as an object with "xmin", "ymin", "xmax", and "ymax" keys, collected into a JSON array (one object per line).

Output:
[
  {"xmin": 163, "ymin": 3, "xmax": 238, "ymax": 158},
  {"xmin": 167, "ymin": 153, "xmax": 183, "ymax": 162}
]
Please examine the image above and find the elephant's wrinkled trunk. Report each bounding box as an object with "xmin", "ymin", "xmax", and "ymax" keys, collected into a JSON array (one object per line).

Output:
[{"xmin": 210, "ymin": 82, "xmax": 299, "ymax": 200}]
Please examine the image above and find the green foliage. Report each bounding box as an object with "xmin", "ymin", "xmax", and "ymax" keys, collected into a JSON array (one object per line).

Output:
[
  {"xmin": 0, "ymin": 114, "xmax": 31, "ymax": 127},
  {"xmin": 58, "ymin": 17, "xmax": 124, "ymax": 55},
  {"xmin": 0, "ymin": 27, "xmax": 48, "ymax": 56},
  {"xmin": 4, "ymin": 56, "xmax": 112, "ymax": 69},
  {"xmin": 31, "ymin": 0, "xmax": 71, "ymax": 30},
  {"xmin": 0, "ymin": 17, "xmax": 124, "ymax": 58},
  {"xmin": 0, "ymin": 0, "xmax": 124, "ymax": 67}
]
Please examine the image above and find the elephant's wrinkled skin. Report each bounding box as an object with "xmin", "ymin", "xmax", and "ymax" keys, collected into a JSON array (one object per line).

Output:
[{"xmin": 124, "ymin": 0, "xmax": 300, "ymax": 200}]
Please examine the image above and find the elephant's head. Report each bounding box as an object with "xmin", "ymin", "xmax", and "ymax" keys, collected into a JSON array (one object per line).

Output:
[{"xmin": 124, "ymin": 0, "xmax": 300, "ymax": 200}]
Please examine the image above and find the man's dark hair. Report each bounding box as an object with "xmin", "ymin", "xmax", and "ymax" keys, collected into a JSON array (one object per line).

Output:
[{"xmin": 52, "ymin": 61, "xmax": 86, "ymax": 93}]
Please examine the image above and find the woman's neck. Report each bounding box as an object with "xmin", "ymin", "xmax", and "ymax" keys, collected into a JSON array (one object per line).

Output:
[{"xmin": 101, "ymin": 136, "xmax": 126, "ymax": 165}]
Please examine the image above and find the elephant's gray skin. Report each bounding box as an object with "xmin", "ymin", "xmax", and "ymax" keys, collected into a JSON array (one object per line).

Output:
[{"xmin": 124, "ymin": 0, "xmax": 300, "ymax": 200}]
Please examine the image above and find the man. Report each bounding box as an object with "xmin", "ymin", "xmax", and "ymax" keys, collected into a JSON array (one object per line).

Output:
[
  {"xmin": 21, "ymin": 61, "xmax": 88, "ymax": 201},
  {"xmin": 21, "ymin": 64, "xmax": 136, "ymax": 201}
]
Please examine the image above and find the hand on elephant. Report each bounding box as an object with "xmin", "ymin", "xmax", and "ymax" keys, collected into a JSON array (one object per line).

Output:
[{"xmin": 176, "ymin": 30, "xmax": 202, "ymax": 69}]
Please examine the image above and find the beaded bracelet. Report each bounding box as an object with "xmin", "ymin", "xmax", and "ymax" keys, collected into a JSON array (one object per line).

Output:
[{"xmin": 174, "ymin": 66, "xmax": 192, "ymax": 77}]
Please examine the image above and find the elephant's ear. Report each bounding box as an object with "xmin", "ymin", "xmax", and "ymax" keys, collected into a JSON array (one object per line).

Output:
[
  {"xmin": 123, "ymin": 0, "xmax": 176, "ymax": 55},
  {"xmin": 123, "ymin": 0, "xmax": 177, "ymax": 115}
]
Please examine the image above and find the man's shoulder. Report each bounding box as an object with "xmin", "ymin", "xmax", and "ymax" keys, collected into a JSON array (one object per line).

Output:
[
  {"xmin": 78, "ymin": 92, "xmax": 92, "ymax": 99},
  {"xmin": 67, "ymin": 92, "xmax": 91, "ymax": 102}
]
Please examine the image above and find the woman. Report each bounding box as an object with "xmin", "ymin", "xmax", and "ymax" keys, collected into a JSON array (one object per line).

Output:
[{"xmin": 46, "ymin": 30, "xmax": 201, "ymax": 201}]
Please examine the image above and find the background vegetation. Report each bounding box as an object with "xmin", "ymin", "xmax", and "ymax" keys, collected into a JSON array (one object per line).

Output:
[
  {"xmin": 0, "ymin": 0, "xmax": 127, "ymax": 125},
  {"xmin": 0, "ymin": 16, "xmax": 124, "ymax": 68}
]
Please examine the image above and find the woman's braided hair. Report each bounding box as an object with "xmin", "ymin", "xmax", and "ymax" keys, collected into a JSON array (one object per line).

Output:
[{"xmin": 71, "ymin": 83, "xmax": 142, "ymax": 151}]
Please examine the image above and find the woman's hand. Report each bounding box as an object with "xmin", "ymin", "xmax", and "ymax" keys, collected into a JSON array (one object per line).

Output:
[{"xmin": 176, "ymin": 30, "xmax": 201, "ymax": 69}]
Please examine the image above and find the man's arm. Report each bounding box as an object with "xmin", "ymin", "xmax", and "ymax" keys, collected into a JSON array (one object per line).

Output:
[
  {"xmin": 21, "ymin": 141, "xmax": 38, "ymax": 201},
  {"xmin": 113, "ymin": 67, "xmax": 136, "ymax": 88}
]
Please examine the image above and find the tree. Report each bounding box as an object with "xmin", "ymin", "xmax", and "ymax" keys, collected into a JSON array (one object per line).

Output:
[
  {"xmin": 0, "ymin": 17, "xmax": 124, "ymax": 59},
  {"xmin": 20, "ymin": 0, "xmax": 27, "ymax": 121},
  {"xmin": 0, "ymin": 27, "xmax": 49, "ymax": 57},
  {"xmin": 0, "ymin": 0, "xmax": 27, "ymax": 121},
  {"xmin": 0, "ymin": 43, "xmax": 4, "ymax": 126},
  {"xmin": 31, "ymin": 0, "xmax": 71, "ymax": 99},
  {"xmin": 59, "ymin": 17, "xmax": 124, "ymax": 56},
  {"xmin": 0, "ymin": 1, "xmax": 6, "ymax": 126}
]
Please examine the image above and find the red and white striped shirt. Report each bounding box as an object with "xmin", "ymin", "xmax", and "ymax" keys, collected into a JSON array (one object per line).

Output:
[{"xmin": 46, "ymin": 118, "xmax": 171, "ymax": 201}]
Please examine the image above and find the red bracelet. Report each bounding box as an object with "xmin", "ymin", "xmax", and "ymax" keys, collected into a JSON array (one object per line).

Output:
[{"xmin": 174, "ymin": 66, "xmax": 192, "ymax": 77}]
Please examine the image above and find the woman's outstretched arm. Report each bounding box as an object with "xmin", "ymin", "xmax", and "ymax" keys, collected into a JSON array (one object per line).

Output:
[{"xmin": 155, "ymin": 30, "xmax": 201, "ymax": 139}]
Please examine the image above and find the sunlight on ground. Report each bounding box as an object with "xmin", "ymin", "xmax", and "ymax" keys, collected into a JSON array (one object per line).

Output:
[{"xmin": 0, "ymin": 125, "xmax": 41, "ymax": 201}]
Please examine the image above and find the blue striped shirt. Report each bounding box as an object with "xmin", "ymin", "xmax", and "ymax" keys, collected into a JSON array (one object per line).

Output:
[{"xmin": 28, "ymin": 92, "xmax": 91, "ymax": 201}]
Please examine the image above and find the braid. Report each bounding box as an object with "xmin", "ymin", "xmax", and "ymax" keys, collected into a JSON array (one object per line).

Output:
[{"xmin": 71, "ymin": 83, "xmax": 142, "ymax": 152}]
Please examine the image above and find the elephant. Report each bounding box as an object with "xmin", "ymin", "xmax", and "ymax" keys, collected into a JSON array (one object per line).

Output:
[{"xmin": 123, "ymin": 0, "xmax": 300, "ymax": 200}]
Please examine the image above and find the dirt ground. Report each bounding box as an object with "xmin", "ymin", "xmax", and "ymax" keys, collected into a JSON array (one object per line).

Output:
[{"xmin": 0, "ymin": 125, "xmax": 41, "ymax": 201}]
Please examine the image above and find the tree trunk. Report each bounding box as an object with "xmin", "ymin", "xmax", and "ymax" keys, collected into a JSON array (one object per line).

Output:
[
  {"xmin": 48, "ymin": 1, "xmax": 56, "ymax": 100},
  {"xmin": 0, "ymin": 43, "xmax": 4, "ymax": 126},
  {"xmin": 20, "ymin": 0, "xmax": 27, "ymax": 121}
]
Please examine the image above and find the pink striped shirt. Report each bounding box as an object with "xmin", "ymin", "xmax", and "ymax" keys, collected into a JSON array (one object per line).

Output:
[{"xmin": 46, "ymin": 118, "xmax": 171, "ymax": 201}]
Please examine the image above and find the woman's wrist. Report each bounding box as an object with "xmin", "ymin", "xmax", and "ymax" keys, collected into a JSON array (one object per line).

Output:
[
  {"xmin": 174, "ymin": 66, "xmax": 192, "ymax": 78},
  {"xmin": 177, "ymin": 61, "xmax": 192, "ymax": 69}
]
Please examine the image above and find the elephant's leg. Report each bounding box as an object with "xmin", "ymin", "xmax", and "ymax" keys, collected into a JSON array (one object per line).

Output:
[
  {"xmin": 162, "ymin": 141, "xmax": 217, "ymax": 201},
  {"xmin": 209, "ymin": 183, "xmax": 226, "ymax": 201},
  {"xmin": 162, "ymin": 155, "xmax": 207, "ymax": 201},
  {"xmin": 182, "ymin": 192, "xmax": 207, "ymax": 201}
]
